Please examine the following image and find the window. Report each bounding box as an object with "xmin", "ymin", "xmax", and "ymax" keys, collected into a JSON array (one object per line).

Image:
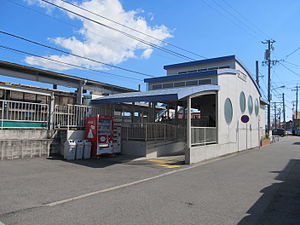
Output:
[
  {"xmin": 248, "ymin": 95, "xmax": 253, "ymax": 114},
  {"xmin": 186, "ymin": 80, "xmax": 198, "ymax": 86},
  {"xmin": 178, "ymin": 71, "xmax": 188, "ymax": 75},
  {"xmin": 187, "ymin": 70, "xmax": 198, "ymax": 73},
  {"xmin": 239, "ymin": 91, "xmax": 246, "ymax": 113},
  {"xmin": 152, "ymin": 84, "xmax": 162, "ymax": 90},
  {"xmin": 163, "ymin": 83, "xmax": 173, "ymax": 88},
  {"xmin": 218, "ymin": 66, "xmax": 230, "ymax": 69},
  {"xmin": 224, "ymin": 98, "xmax": 233, "ymax": 124},
  {"xmin": 174, "ymin": 82, "xmax": 186, "ymax": 87},
  {"xmin": 198, "ymin": 79, "xmax": 211, "ymax": 85}
]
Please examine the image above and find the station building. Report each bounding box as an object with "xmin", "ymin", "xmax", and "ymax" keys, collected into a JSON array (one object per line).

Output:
[{"xmin": 92, "ymin": 55, "xmax": 268, "ymax": 163}]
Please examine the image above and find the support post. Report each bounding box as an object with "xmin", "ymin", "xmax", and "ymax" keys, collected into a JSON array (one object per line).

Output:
[
  {"xmin": 1, "ymin": 101, "xmax": 4, "ymax": 129},
  {"xmin": 274, "ymin": 102, "xmax": 277, "ymax": 129},
  {"xmin": 185, "ymin": 96, "xmax": 191, "ymax": 164},
  {"xmin": 283, "ymin": 93, "xmax": 286, "ymax": 127},
  {"xmin": 76, "ymin": 80, "xmax": 86, "ymax": 105},
  {"xmin": 48, "ymin": 92, "xmax": 55, "ymax": 130}
]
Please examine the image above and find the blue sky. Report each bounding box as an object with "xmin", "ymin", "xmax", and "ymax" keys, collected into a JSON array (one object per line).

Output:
[{"xmin": 1, "ymin": 0, "xmax": 300, "ymax": 121}]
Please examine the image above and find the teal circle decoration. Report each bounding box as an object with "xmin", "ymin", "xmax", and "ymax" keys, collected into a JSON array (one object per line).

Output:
[
  {"xmin": 255, "ymin": 98, "xmax": 259, "ymax": 116},
  {"xmin": 248, "ymin": 95, "xmax": 253, "ymax": 114},
  {"xmin": 224, "ymin": 98, "xmax": 233, "ymax": 124},
  {"xmin": 239, "ymin": 91, "xmax": 246, "ymax": 113}
]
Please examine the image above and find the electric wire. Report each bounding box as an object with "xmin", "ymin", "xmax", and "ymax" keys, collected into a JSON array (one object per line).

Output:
[
  {"xmin": 201, "ymin": 0, "xmax": 259, "ymax": 40},
  {"xmin": 285, "ymin": 47, "xmax": 300, "ymax": 59},
  {"xmin": 211, "ymin": 0, "xmax": 263, "ymax": 38},
  {"xmin": 0, "ymin": 45, "xmax": 143, "ymax": 81},
  {"xmin": 279, "ymin": 62, "xmax": 300, "ymax": 79},
  {"xmin": 40, "ymin": 0, "xmax": 195, "ymax": 61},
  {"xmin": 0, "ymin": 30, "xmax": 155, "ymax": 77},
  {"xmin": 60, "ymin": 0, "xmax": 207, "ymax": 59},
  {"xmin": 219, "ymin": 0, "xmax": 269, "ymax": 38}
]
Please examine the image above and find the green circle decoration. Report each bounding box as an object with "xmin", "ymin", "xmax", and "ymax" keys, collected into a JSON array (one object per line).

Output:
[
  {"xmin": 239, "ymin": 91, "xmax": 246, "ymax": 113},
  {"xmin": 255, "ymin": 98, "xmax": 259, "ymax": 116},
  {"xmin": 248, "ymin": 95, "xmax": 253, "ymax": 114},
  {"xmin": 224, "ymin": 98, "xmax": 233, "ymax": 124}
]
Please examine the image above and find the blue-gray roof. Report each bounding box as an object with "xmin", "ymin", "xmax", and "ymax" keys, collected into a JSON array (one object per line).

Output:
[
  {"xmin": 163, "ymin": 55, "xmax": 235, "ymax": 70},
  {"xmin": 91, "ymin": 85, "xmax": 220, "ymax": 104}
]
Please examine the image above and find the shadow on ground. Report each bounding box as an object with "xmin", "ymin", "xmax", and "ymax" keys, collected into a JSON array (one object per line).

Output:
[
  {"xmin": 293, "ymin": 142, "xmax": 300, "ymax": 145},
  {"xmin": 237, "ymin": 159, "xmax": 300, "ymax": 225},
  {"xmin": 47, "ymin": 154, "xmax": 143, "ymax": 168}
]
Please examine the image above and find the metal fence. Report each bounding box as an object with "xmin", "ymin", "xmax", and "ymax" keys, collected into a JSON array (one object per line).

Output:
[
  {"xmin": 0, "ymin": 100, "xmax": 108, "ymax": 129},
  {"xmin": 191, "ymin": 127, "xmax": 217, "ymax": 145},
  {"xmin": 54, "ymin": 104, "xmax": 110, "ymax": 128},
  {"xmin": 122, "ymin": 123, "xmax": 186, "ymax": 141},
  {"xmin": 0, "ymin": 100, "xmax": 48, "ymax": 127}
]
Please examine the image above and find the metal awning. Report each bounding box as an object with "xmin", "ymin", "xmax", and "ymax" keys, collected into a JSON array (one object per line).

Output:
[{"xmin": 91, "ymin": 84, "xmax": 219, "ymax": 104}]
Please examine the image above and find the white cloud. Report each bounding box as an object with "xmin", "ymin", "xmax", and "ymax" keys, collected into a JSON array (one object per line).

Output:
[{"xmin": 23, "ymin": 0, "xmax": 172, "ymax": 71}]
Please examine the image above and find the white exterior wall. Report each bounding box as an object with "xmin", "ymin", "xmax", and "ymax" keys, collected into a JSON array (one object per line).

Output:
[
  {"xmin": 217, "ymin": 63, "xmax": 265, "ymax": 150},
  {"xmin": 187, "ymin": 63, "xmax": 266, "ymax": 164}
]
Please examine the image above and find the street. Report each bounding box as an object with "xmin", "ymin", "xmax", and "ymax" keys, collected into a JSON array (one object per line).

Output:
[{"xmin": 1, "ymin": 136, "xmax": 300, "ymax": 225}]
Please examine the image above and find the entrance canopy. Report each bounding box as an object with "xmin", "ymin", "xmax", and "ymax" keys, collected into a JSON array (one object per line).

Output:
[{"xmin": 91, "ymin": 84, "xmax": 219, "ymax": 104}]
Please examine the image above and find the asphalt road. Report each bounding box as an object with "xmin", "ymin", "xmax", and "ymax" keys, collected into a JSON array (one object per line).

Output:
[{"xmin": 0, "ymin": 136, "xmax": 300, "ymax": 225}]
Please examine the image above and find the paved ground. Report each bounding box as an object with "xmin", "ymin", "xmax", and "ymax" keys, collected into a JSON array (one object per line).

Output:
[{"xmin": 0, "ymin": 136, "xmax": 300, "ymax": 225}]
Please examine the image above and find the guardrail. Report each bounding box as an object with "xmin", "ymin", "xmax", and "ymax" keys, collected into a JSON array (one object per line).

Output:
[
  {"xmin": 191, "ymin": 127, "xmax": 216, "ymax": 146},
  {"xmin": 0, "ymin": 100, "xmax": 48, "ymax": 127},
  {"xmin": 121, "ymin": 123, "xmax": 186, "ymax": 141}
]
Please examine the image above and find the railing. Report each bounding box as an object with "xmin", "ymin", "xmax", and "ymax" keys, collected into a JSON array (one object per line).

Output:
[
  {"xmin": 191, "ymin": 127, "xmax": 217, "ymax": 146},
  {"xmin": 0, "ymin": 100, "xmax": 48, "ymax": 127},
  {"xmin": 54, "ymin": 104, "xmax": 109, "ymax": 128},
  {"xmin": 122, "ymin": 123, "xmax": 186, "ymax": 141}
]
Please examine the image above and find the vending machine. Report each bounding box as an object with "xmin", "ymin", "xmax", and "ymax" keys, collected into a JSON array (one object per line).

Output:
[{"xmin": 85, "ymin": 115, "xmax": 114, "ymax": 156}]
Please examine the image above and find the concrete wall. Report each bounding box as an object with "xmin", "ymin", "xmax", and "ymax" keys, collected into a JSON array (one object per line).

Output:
[
  {"xmin": 51, "ymin": 130, "xmax": 86, "ymax": 156},
  {"xmin": 186, "ymin": 142, "xmax": 237, "ymax": 164},
  {"xmin": 121, "ymin": 140, "xmax": 146, "ymax": 157},
  {"xmin": 0, "ymin": 129, "xmax": 49, "ymax": 140},
  {"xmin": 121, "ymin": 140, "xmax": 185, "ymax": 158},
  {"xmin": 0, "ymin": 129, "xmax": 52, "ymax": 160}
]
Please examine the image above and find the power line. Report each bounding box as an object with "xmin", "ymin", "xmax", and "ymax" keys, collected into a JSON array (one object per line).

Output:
[
  {"xmin": 8, "ymin": 0, "xmax": 182, "ymax": 63},
  {"xmin": 279, "ymin": 62, "xmax": 300, "ymax": 78},
  {"xmin": 60, "ymin": 0, "xmax": 206, "ymax": 60},
  {"xmin": 285, "ymin": 47, "xmax": 300, "ymax": 59},
  {"xmin": 219, "ymin": 0, "xmax": 269, "ymax": 38},
  {"xmin": 40, "ymin": 0, "xmax": 195, "ymax": 61},
  {"xmin": 201, "ymin": 0, "xmax": 259, "ymax": 39},
  {"xmin": 211, "ymin": 0, "xmax": 263, "ymax": 38},
  {"xmin": 7, "ymin": 0, "xmax": 132, "ymax": 50},
  {"xmin": 0, "ymin": 30, "xmax": 155, "ymax": 77},
  {"xmin": 0, "ymin": 45, "xmax": 143, "ymax": 81},
  {"xmin": 284, "ymin": 60, "xmax": 300, "ymax": 69}
]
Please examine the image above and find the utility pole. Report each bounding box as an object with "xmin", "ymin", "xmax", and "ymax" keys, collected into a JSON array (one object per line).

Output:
[
  {"xmin": 296, "ymin": 86, "xmax": 299, "ymax": 121},
  {"xmin": 292, "ymin": 86, "xmax": 300, "ymax": 130},
  {"xmin": 274, "ymin": 102, "xmax": 277, "ymax": 129},
  {"xmin": 282, "ymin": 93, "xmax": 286, "ymax": 127},
  {"xmin": 262, "ymin": 39, "xmax": 277, "ymax": 134},
  {"xmin": 256, "ymin": 60, "xmax": 260, "ymax": 88}
]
